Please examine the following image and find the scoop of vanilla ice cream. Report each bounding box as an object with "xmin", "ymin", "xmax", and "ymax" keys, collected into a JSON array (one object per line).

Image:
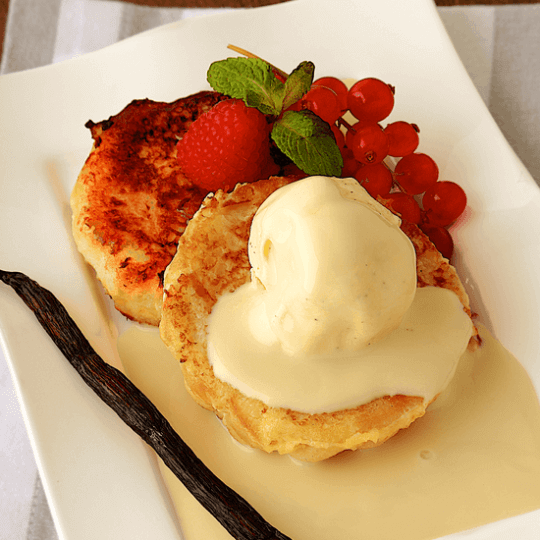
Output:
[{"xmin": 248, "ymin": 176, "xmax": 417, "ymax": 356}]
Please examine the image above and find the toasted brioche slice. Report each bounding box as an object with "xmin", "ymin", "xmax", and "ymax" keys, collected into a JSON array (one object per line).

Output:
[
  {"xmin": 71, "ymin": 91, "xmax": 224, "ymax": 326},
  {"xmin": 160, "ymin": 177, "xmax": 477, "ymax": 462}
]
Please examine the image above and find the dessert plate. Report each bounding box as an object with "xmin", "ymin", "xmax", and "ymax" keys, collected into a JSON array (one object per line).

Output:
[{"xmin": 1, "ymin": 0, "xmax": 540, "ymax": 538}]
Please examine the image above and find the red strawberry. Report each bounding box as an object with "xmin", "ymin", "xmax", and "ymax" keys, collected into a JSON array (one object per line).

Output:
[{"xmin": 176, "ymin": 98, "xmax": 276, "ymax": 192}]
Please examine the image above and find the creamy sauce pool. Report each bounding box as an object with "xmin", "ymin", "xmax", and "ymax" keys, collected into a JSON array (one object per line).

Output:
[{"xmin": 118, "ymin": 324, "xmax": 540, "ymax": 540}]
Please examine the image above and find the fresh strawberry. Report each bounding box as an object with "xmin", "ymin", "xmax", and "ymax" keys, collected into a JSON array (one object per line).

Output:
[{"xmin": 176, "ymin": 98, "xmax": 275, "ymax": 192}]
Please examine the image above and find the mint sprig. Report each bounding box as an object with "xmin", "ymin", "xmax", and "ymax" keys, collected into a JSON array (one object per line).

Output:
[
  {"xmin": 207, "ymin": 56, "xmax": 343, "ymax": 177},
  {"xmin": 207, "ymin": 57, "xmax": 284, "ymax": 116},
  {"xmin": 282, "ymin": 61, "xmax": 314, "ymax": 111},
  {"xmin": 272, "ymin": 110, "xmax": 343, "ymax": 176}
]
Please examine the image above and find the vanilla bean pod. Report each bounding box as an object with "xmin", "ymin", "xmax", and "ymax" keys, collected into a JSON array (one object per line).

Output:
[{"xmin": 0, "ymin": 269, "xmax": 292, "ymax": 540}]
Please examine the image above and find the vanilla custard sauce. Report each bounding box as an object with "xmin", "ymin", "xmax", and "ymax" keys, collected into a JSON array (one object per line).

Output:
[
  {"xmin": 207, "ymin": 177, "xmax": 472, "ymax": 413},
  {"xmin": 208, "ymin": 286, "xmax": 472, "ymax": 413},
  {"xmin": 117, "ymin": 324, "xmax": 540, "ymax": 540}
]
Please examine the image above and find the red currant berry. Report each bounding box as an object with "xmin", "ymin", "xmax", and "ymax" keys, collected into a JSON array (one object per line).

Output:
[
  {"xmin": 394, "ymin": 153, "xmax": 439, "ymax": 195},
  {"xmin": 422, "ymin": 181, "xmax": 467, "ymax": 226},
  {"xmin": 384, "ymin": 121, "xmax": 420, "ymax": 157},
  {"xmin": 354, "ymin": 163, "xmax": 393, "ymax": 198},
  {"xmin": 313, "ymin": 77, "xmax": 348, "ymax": 115},
  {"xmin": 286, "ymin": 100, "xmax": 302, "ymax": 112},
  {"xmin": 301, "ymin": 86, "xmax": 341, "ymax": 124},
  {"xmin": 420, "ymin": 225, "xmax": 454, "ymax": 260},
  {"xmin": 384, "ymin": 192, "xmax": 422, "ymax": 224},
  {"xmin": 347, "ymin": 78, "xmax": 395, "ymax": 123},
  {"xmin": 345, "ymin": 120, "xmax": 372, "ymax": 149},
  {"xmin": 351, "ymin": 124, "xmax": 389, "ymax": 165},
  {"xmin": 340, "ymin": 147, "xmax": 361, "ymax": 177}
]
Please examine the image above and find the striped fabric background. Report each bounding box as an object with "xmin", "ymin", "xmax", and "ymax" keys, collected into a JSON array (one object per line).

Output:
[
  {"xmin": 0, "ymin": 1, "xmax": 539, "ymax": 539},
  {"xmin": 2, "ymin": 0, "xmax": 539, "ymax": 182}
]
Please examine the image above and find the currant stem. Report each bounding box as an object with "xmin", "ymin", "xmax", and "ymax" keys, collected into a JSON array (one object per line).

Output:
[
  {"xmin": 337, "ymin": 117, "xmax": 354, "ymax": 132},
  {"xmin": 381, "ymin": 159, "xmax": 403, "ymax": 193}
]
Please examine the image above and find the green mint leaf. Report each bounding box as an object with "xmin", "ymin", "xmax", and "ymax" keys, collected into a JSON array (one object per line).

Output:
[
  {"xmin": 282, "ymin": 61, "xmax": 314, "ymax": 111},
  {"xmin": 271, "ymin": 110, "xmax": 343, "ymax": 177},
  {"xmin": 207, "ymin": 57, "xmax": 284, "ymax": 116}
]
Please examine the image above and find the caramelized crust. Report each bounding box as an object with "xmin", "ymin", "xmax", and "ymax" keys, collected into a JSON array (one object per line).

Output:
[
  {"xmin": 71, "ymin": 91, "xmax": 224, "ymax": 325},
  {"xmin": 160, "ymin": 177, "xmax": 477, "ymax": 462}
]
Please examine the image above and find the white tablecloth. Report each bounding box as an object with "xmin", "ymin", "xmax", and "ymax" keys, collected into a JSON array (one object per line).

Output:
[{"xmin": 1, "ymin": 1, "xmax": 539, "ymax": 538}]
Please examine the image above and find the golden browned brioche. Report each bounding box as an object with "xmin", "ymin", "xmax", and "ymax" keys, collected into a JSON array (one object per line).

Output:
[
  {"xmin": 160, "ymin": 177, "xmax": 476, "ymax": 462},
  {"xmin": 70, "ymin": 91, "xmax": 224, "ymax": 326}
]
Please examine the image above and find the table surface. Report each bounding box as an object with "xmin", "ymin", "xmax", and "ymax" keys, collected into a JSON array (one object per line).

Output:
[{"xmin": 0, "ymin": 0, "xmax": 538, "ymax": 64}]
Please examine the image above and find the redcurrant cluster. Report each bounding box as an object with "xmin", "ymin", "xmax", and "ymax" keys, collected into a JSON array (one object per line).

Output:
[{"xmin": 291, "ymin": 76, "xmax": 467, "ymax": 259}]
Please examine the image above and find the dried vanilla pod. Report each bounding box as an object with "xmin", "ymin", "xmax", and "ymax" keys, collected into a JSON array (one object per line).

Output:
[{"xmin": 0, "ymin": 269, "xmax": 292, "ymax": 540}]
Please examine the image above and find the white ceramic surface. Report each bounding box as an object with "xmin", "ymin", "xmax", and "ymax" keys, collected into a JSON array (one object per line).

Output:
[{"xmin": 1, "ymin": 0, "xmax": 539, "ymax": 538}]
